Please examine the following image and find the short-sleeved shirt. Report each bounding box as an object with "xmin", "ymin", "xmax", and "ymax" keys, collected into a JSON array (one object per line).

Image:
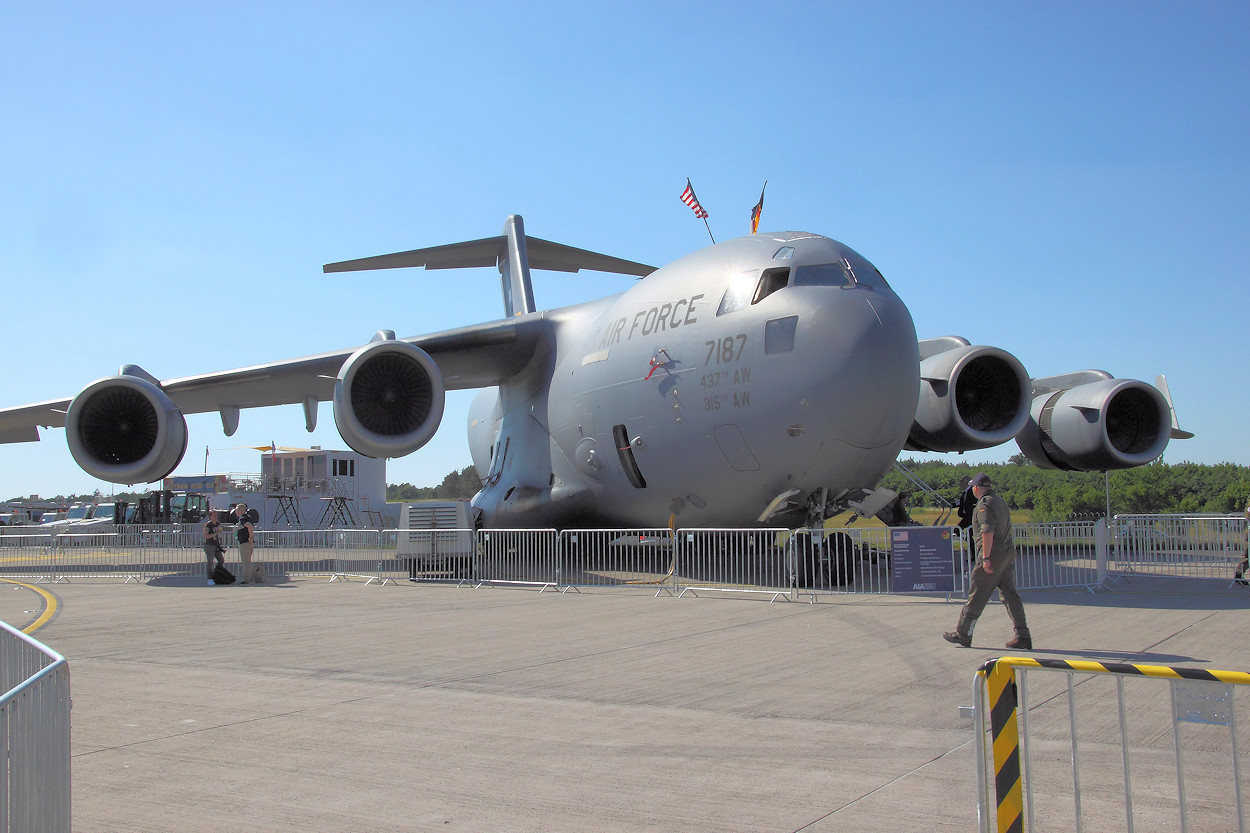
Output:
[
  {"xmin": 236, "ymin": 520, "xmax": 251, "ymax": 544},
  {"xmin": 203, "ymin": 520, "xmax": 220, "ymax": 542},
  {"xmin": 973, "ymin": 489, "xmax": 1016, "ymax": 563}
]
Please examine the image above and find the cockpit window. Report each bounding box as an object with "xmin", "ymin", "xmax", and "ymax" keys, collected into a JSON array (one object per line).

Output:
[
  {"xmin": 792, "ymin": 262, "xmax": 852, "ymax": 287},
  {"xmin": 791, "ymin": 251, "xmax": 891, "ymax": 290},
  {"xmin": 718, "ymin": 267, "xmax": 793, "ymax": 315},
  {"xmin": 717, "ymin": 269, "xmax": 759, "ymax": 315},
  {"xmin": 840, "ymin": 249, "xmax": 890, "ymax": 289},
  {"xmin": 773, "ymin": 246, "xmax": 795, "ymax": 260},
  {"xmin": 753, "ymin": 267, "xmax": 789, "ymax": 303}
]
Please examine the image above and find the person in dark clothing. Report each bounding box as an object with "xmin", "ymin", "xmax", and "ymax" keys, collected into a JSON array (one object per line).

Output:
[
  {"xmin": 202, "ymin": 510, "xmax": 225, "ymax": 584},
  {"xmin": 956, "ymin": 475, "xmax": 976, "ymax": 559},
  {"xmin": 234, "ymin": 503, "xmax": 260, "ymax": 584}
]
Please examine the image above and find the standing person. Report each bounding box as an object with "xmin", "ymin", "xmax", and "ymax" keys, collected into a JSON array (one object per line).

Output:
[
  {"xmin": 956, "ymin": 475, "xmax": 976, "ymax": 559},
  {"xmin": 202, "ymin": 509, "xmax": 225, "ymax": 584},
  {"xmin": 943, "ymin": 473, "xmax": 1032, "ymax": 650},
  {"xmin": 1236, "ymin": 495, "xmax": 1249, "ymax": 586},
  {"xmin": 234, "ymin": 503, "xmax": 259, "ymax": 584}
]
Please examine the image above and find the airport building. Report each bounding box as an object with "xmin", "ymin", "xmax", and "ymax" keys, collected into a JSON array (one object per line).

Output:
[{"xmin": 165, "ymin": 446, "xmax": 394, "ymax": 528}]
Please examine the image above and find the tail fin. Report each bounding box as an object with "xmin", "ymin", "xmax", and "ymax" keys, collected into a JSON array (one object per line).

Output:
[{"xmin": 323, "ymin": 215, "xmax": 656, "ymax": 318}]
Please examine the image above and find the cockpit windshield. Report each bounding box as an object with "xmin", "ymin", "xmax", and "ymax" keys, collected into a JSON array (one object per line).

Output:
[
  {"xmin": 715, "ymin": 244, "xmax": 891, "ymax": 315},
  {"xmin": 839, "ymin": 249, "xmax": 889, "ymax": 289},
  {"xmin": 792, "ymin": 262, "xmax": 851, "ymax": 287},
  {"xmin": 792, "ymin": 251, "xmax": 890, "ymax": 290}
]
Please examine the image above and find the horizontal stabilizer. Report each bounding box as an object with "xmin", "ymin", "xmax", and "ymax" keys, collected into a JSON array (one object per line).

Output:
[{"xmin": 325, "ymin": 236, "xmax": 655, "ymax": 277}]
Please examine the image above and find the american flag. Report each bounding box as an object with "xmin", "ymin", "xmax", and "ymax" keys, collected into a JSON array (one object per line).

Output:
[{"xmin": 680, "ymin": 179, "xmax": 709, "ymax": 219}]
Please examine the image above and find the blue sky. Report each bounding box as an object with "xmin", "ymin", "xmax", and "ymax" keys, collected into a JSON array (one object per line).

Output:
[{"xmin": 2, "ymin": 2, "xmax": 1247, "ymax": 501}]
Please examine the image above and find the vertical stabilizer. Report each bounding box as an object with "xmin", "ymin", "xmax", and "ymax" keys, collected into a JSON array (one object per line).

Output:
[{"xmin": 500, "ymin": 215, "xmax": 536, "ymax": 317}]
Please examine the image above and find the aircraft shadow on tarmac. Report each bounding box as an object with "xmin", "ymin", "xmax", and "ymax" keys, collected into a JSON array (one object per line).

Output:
[{"xmin": 146, "ymin": 573, "xmax": 292, "ymax": 588}]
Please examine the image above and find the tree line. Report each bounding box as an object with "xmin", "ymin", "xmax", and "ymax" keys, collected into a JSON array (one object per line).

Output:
[
  {"xmin": 386, "ymin": 467, "xmax": 482, "ymax": 501},
  {"xmin": 879, "ymin": 457, "xmax": 1250, "ymax": 521},
  {"xmin": 388, "ymin": 459, "xmax": 1250, "ymax": 520}
]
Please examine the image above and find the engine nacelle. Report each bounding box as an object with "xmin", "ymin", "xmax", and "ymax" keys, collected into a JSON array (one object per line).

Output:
[
  {"xmin": 1015, "ymin": 378, "xmax": 1170, "ymax": 471},
  {"xmin": 333, "ymin": 338, "xmax": 446, "ymax": 459},
  {"xmin": 906, "ymin": 345, "xmax": 1030, "ymax": 453},
  {"xmin": 65, "ymin": 374, "xmax": 188, "ymax": 484}
]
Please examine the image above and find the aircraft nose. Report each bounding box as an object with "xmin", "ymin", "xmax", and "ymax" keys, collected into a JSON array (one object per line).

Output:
[{"xmin": 804, "ymin": 291, "xmax": 919, "ymax": 449}]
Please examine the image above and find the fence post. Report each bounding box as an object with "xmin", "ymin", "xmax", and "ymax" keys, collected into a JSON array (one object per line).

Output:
[
  {"xmin": 1095, "ymin": 519, "xmax": 1109, "ymax": 587},
  {"xmin": 982, "ymin": 658, "xmax": 1025, "ymax": 833}
]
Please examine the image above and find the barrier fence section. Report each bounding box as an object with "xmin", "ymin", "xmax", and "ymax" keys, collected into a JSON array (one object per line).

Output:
[
  {"xmin": 1, "ymin": 619, "xmax": 71, "ymax": 833},
  {"xmin": 675, "ymin": 528, "xmax": 791, "ymax": 599},
  {"xmin": 1112, "ymin": 513, "xmax": 1247, "ymax": 582},
  {"xmin": 557, "ymin": 529, "xmax": 674, "ymax": 591},
  {"xmin": 1012, "ymin": 521, "xmax": 1103, "ymax": 591},
  {"xmin": 973, "ymin": 656, "xmax": 1248, "ymax": 833},
  {"xmin": 480, "ymin": 529, "xmax": 558, "ymax": 588}
]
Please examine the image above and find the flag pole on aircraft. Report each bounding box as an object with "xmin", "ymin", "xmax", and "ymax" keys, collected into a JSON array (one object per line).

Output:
[{"xmin": 679, "ymin": 178, "xmax": 715, "ymax": 243}]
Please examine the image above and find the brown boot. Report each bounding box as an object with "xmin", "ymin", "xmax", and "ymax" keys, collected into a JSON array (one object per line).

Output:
[
  {"xmin": 943, "ymin": 631, "xmax": 972, "ymax": 648},
  {"xmin": 1006, "ymin": 635, "xmax": 1033, "ymax": 651}
]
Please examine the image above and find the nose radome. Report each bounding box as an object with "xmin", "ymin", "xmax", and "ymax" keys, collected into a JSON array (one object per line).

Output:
[{"xmin": 815, "ymin": 294, "xmax": 919, "ymax": 449}]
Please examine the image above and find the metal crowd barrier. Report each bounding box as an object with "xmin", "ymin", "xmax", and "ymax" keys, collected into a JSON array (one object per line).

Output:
[
  {"xmin": 0, "ymin": 516, "xmax": 1242, "ymax": 594},
  {"xmin": 1, "ymin": 618, "xmax": 71, "ymax": 833},
  {"xmin": 973, "ymin": 656, "xmax": 1248, "ymax": 833},
  {"xmin": 1012, "ymin": 521, "xmax": 1102, "ymax": 591},
  {"xmin": 675, "ymin": 528, "xmax": 791, "ymax": 599},
  {"xmin": 558, "ymin": 528, "xmax": 674, "ymax": 591},
  {"xmin": 1112, "ymin": 513, "xmax": 1247, "ymax": 582},
  {"xmin": 480, "ymin": 529, "xmax": 558, "ymax": 588}
]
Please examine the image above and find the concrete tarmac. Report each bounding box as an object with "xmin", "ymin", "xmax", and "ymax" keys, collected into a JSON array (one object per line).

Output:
[{"xmin": 6, "ymin": 574, "xmax": 1249, "ymax": 832}]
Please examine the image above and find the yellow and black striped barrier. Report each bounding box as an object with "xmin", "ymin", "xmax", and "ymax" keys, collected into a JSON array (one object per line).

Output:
[{"xmin": 977, "ymin": 656, "xmax": 1250, "ymax": 833}]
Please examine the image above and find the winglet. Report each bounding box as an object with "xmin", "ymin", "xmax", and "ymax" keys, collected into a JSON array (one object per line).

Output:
[{"xmin": 1156, "ymin": 374, "xmax": 1194, "ymax": 440}]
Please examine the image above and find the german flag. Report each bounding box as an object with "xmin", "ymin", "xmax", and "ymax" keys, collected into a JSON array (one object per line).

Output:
[{"xmin": 750, "ymin": 181, "xmax": 767, "ymax": 234}]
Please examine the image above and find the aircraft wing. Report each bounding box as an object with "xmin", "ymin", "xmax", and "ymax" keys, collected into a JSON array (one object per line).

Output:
[{"xmin": 0, "ymin": 315, "xmax": 547, "ymax": 443}]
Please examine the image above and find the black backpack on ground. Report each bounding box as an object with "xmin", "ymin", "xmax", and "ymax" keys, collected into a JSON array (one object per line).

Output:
[{"xmin": 211, "ymin": 564, "xmax": 236, "ymax": 585}]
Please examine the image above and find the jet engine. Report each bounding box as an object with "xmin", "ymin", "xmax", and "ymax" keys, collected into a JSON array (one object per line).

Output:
[
  {"xmin": 906, "ymin": 344, "xmax": 1031, "ymax": 453},
  {"xmin": 65, "ymin": 373, "xmax": 188, "ymax": 484},
  {"xmin": 332, "ymin": 337, "xmax": 446, "ymax": 459},
  {"xmin": 1015, "ymin": 377, "xmax": 1170, "ymax": 471}
]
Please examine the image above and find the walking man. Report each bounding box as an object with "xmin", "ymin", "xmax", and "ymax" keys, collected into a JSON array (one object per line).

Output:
[{"xmin": 943, "ymin": 473, "xmax": 1032, "ymax": 650}]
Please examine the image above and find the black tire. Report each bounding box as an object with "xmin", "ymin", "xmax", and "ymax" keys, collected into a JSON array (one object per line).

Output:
[
  {"xmin": 792, "ymin": 532, "xmax": 829, "ymax": 588},
  {"xmin": 827, "ymin": 531, "xmax": 855, "ymax": 587}
]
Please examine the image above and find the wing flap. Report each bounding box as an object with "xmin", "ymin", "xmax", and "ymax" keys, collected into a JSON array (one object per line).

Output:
[{"xmin": 0, "ymin": 399, "xmax": 70, "ymax": 444}]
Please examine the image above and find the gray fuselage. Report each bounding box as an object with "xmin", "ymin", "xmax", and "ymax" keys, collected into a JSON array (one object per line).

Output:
[{"xmin": 468, "ymin": 232, "xmax": 920, "ymax": 529}]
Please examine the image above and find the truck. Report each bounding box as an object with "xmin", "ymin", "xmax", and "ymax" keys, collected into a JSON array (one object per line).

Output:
[
  {"xmin": 130, "ymin": 491, "xmax": 212, "ymax": 525},
  {"xmin": 396, "ymin": 500, "xmax": 477, "ymax": 580}
]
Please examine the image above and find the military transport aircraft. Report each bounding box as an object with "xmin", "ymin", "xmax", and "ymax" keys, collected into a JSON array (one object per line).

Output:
[{"xmin": 0, "ymin": 215, "xmax": 1188, "ymax": 531}]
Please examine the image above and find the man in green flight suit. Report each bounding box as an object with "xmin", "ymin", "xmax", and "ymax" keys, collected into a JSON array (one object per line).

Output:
[{"xmin": 943, "ymin": 472, "xmax": 1032, "ymax": 650}]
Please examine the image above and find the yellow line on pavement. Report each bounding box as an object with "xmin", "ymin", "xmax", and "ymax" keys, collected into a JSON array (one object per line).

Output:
[{"xmin": 0, "ymin": 578, "xmax": 58, "ymax": 634}]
